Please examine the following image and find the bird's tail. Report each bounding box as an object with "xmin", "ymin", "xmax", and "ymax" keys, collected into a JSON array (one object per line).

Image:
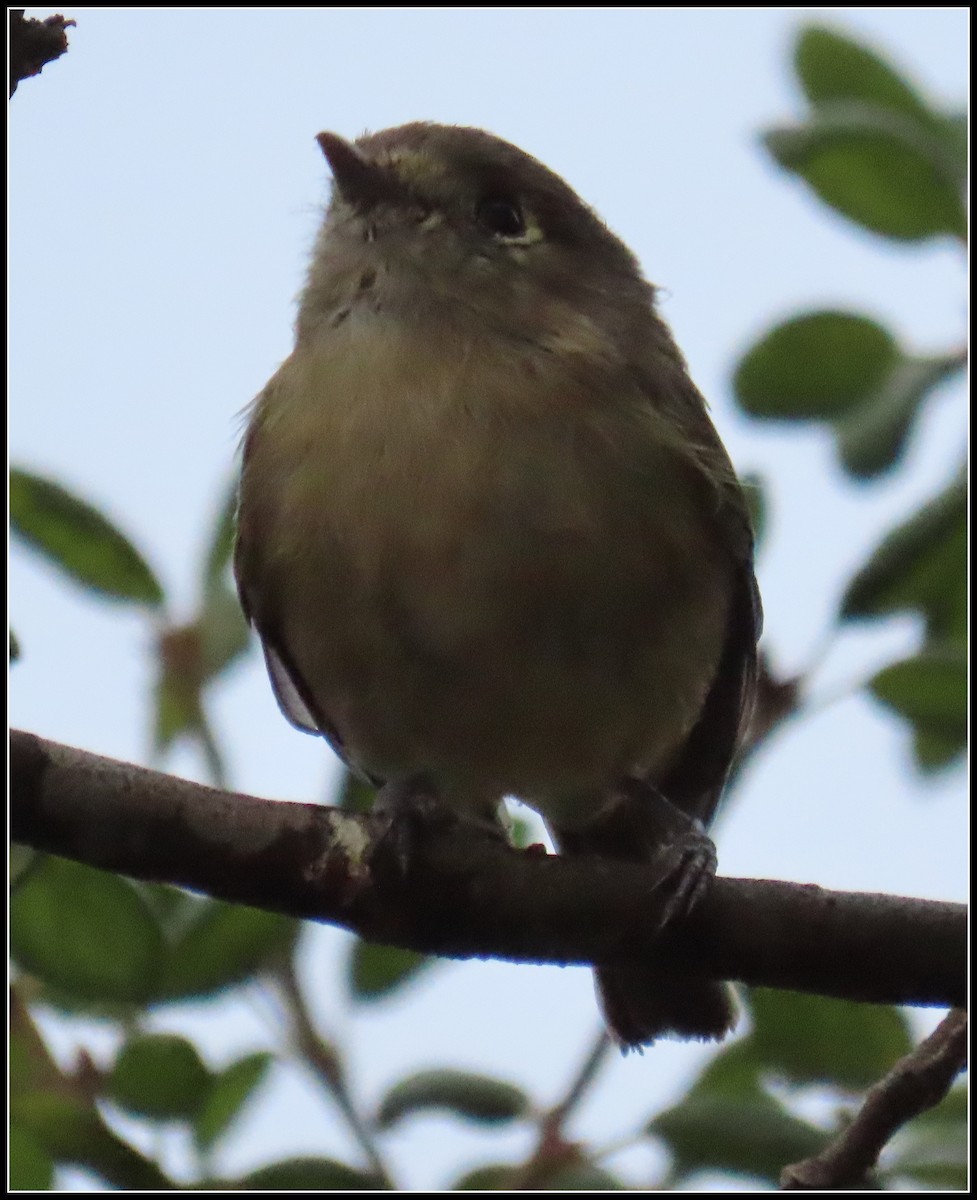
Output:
[
  {"xmin": 595, "ymin": 962, "xmax": 735, "ymax": 1049},
  {"xmin": 549, "ymin": 786, "xmax": 735, "ymax": 1049}
]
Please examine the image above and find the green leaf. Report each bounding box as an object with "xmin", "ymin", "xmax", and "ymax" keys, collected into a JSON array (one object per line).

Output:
[
  {"xmin": 153, "ymin": 627, "xmax": 206, "ymax": 755},
  {"xmin": 505, "ymin": 811, "xmax": 541, "ymax": 850},
  {"xmin": 455, "ymin": 1157, "xmax": 624, "ymax": 1190},
  {"xmin": 687, "ymin": 1036, "xmax": 765, "ymax": 1099},
  {"xmin": 202, "ymin": 477, "xmax": 240, "ymax": 596},
  {"xmin": 10, "ymin": 468, "xmax": 165, "ymax": 608},
  {"xmin": 11, "ymin": 1093, "xmax": 173, "ymax": 1190},
  {"xmin": 649, "ymin": 1032, "xmax": 826, "ymax": 1185},
  {"xmin": 749, "ymin": 989, "xmax": 912, "ymax": 1089},
  {"xmin": 10, "ymin": 843, "xmax": 39, "ymax": 891},
  {"xmin": 795, "ymin": 26, "xmax": 939, "ymax": 125},
  {"xmin": 156, "ymin": 900, "xmax": 298, "ymax": 1002},
  {"xmin": 739, "ymin": 473, "xmax": 768, "ymax": 549},
  {"xmin": 650, "ymin": 1090, "xmax": 826, "ymax": 1185},
  {"xmin": 454, "ymin": 1164, "xmax": 515, "ymax": 1190},
  {"xmin": 544, "ymin": 1164, "xmax": 626, "ymax": 1191},
  {"xmin": 937, "ymin": 111, "xmax": 969, "ymax": 187},
  {"xmin": 870, "ymin": 646, "xmax": 967, "ymax": 771},
  {"xmin": 10, "ymin": 858, "xmax": 164, "ymax": 1004},
  {"xmin": 198, "ymin": 584, "xmax": 251, "ymax": 680},
  {"xmin": 377, "ymin": 1069, "xmax": 530, "ymax": 1129},
  {"xmin": 108, "ymin": 1034, "xmax": 211, "ymax": 1121},
  {"xmin": 225, "ymin": 1157, "xmax": 386, "ymax": 1190},
  {"xmin": 152, "ymin": 621, "xmax": 237, "ymax": 784},
  {"xmin": 338, "ymin": 771, "xmax": 378, "ymax": 815},
  {"xmin": 10, "ymin": 627, "xmax": 21, "ymax": 661},
  {"xmin": 835, "ymin": 353, "xmax": 965, "ymax": 478},
  {"xmin": 196, "ymin": 477, "xmax": 252, "ymax": 683},
  {"xmin": 763, "ymin": 100, "xmax": 966, "ymax": 242},
  {"xmin": 841, "ymin": 471, "xmax": 966, "ymax": 643},
  {"xmin": 734, "ymin": 312, "xmax": 898, "ymax": 421},
  {"xmin": 348, "ymin": 939, "xmax": 433, "ymax": 1002},
  {"xmin": 882, "ymin": 1083, "xmax": 969, "ymax": 1190},
  {"xmin": 133, "ymin": 881, "xmax": 205, "ymax": 935},
  {"xmin": 194, "ymin": 1052, "xmax": 273, "ymax": 1152},
  {"xmin": 9, "ymin": 1122, "xmax": 54, "ymax": 1190}
]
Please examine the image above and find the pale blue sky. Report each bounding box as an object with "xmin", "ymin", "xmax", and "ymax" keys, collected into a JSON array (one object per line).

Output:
[{"xmin": 9, "ymin": 7, "xmax": 967, "ymax": 1190}]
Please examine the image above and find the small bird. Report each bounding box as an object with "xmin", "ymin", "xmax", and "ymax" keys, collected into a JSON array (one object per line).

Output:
[{"xmin": 234, "ymin": 123, "xmax": 761, "ymax": 1048}]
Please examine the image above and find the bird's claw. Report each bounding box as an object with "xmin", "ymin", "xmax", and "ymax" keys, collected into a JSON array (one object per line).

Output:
[
  {"xmin": 370, "ymin": 775, "xmax": 455, "ymax": 879},
  {"xmin": 651, "ymin": 821, "xmax": 717, "ymax": 929}
]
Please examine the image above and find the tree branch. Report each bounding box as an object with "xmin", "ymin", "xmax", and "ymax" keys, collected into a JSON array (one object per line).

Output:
[
  {"xmin": 9, "ymin": 9, "xmax": 75, "ymax": 97},
  {"xmin": 780, "ymin": 1009, "xmax": 968, "ymax": 1189},
  {"xmin": 10, "ymin": 729, "xmax": 965, "ymax": 1010}
]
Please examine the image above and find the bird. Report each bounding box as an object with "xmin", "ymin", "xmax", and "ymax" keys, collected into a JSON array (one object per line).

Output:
[{"xmin": 234, "ymin": 122, "xmax": 761, "ymax": 1048}]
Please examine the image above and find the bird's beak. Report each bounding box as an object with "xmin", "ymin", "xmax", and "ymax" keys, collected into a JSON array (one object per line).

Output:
[{"xmin": 316, "ymin": 131, "xmax": 399, "ymax": 211}]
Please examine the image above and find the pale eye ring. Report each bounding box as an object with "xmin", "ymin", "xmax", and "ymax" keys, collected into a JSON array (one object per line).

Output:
[{"xmin": 475, "ymin": 197, "xmax": 526, "ymax": 238}]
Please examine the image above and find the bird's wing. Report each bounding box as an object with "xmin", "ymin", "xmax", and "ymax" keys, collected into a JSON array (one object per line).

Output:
[
  {"xmin": 655, "ymin": 391, "xmax": 762, "ymax": 826},
  {"xmin": 233, "ymin": 409, "xmax": 377, "ymax": 783}
]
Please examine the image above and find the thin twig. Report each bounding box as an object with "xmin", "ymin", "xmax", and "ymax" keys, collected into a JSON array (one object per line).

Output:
[
  {"xmin": 508, "ymin": 1030, "xmax": 614, "ymax": 1189},
  {"xmin": 547, "ymin": 1030, "xmax": 614, "ymax": 1131},
  {"xmin": 273, "ymin": 959, "xmax": 396, "ymax": 1188},
  {"xmin": 781, "ymin": 1009, "xmax": 968, "ymax": 1189}
]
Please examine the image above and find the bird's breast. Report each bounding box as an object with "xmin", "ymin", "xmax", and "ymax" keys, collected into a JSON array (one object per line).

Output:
[{"xmin": 239, "ymin": 315, "xmax": 732, "ymax": 806}]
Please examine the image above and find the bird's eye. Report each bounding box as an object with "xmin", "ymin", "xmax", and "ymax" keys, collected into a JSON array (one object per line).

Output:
[{"xmin": 476, "ymin": 197, "xmax": 526, "ymax": 238}]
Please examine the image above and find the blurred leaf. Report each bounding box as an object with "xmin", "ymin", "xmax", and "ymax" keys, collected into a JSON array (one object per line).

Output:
[
  {"xmin": 544, "ymin": 1163, "xmax": 626, "ymax": 1190},
  {"xmin": 795, "ymin": 26, "xmax": 939, "ymax": 125},
  {"xmin": 739, "ymin": 473, "xmax": 768, "ymax": 549},
  {"xmin": 156, "ymin": 900, "xmax": 298, "ymax": 1002},
  {"xmin": 226, "ymin": 1157, "xmax": 385, "ymax": 1190},
  {"xmin": 794, "ymin": 27, "xmax": 966, "ymax": 190},
  {"xmin": 937, "ymin": 110, "xmax": 969, "ymax": 184},
  {"xmin": 108, "ymin": 1034, "xmax": 211, "ymax": 1121},
  {"xmin": 881, "ymin": 1083, "xmax": 968, "ymax": 1190},
  {"xmin": 154, "ymin": 626, "xmax": 205, "ymax": 755},
  {"xmin": 910, "ymin": 726, "xmax": 967, "ymax": 775},
  {"xmin": 734, "ymin": 311, "xmax": 898, "ymax": 420},
  {"xmin": 10, "ymin": 627, "xmax": 21, "ymax": 661},
  {"xmin": 870, "ymin": 646, "xmax": 967, "ymax": 771},
  {"xmin": 196, "ymin": 477, "xmax": 252, "ymax": 684},
  {"xmin": 506, "ymin": 811, "xmax": 540, "ymax": 849},
  {"xmin": 835, "ymin": 353, "xmax": 964, "ymax": 478},
  {"xmin": 133, "ymin": 881, "xmax": 205, "ymax": 936},
  {"xmin": 10, "ymin": 467, "xmax": 165, "ymax": 608},
  {"xmin": 11, "ymin": 1092, "xmax": 173, "ymax": 1190},
  {"xmin": 9, "ymin": 1122, "xmax": 54, "ymax": 1190},
  {"xmin": 454, "ymin": 1164, "xmax": 517, "ymax": 1190},
  {"xmin": 194, "ymin": 1051, "xmax": 274, "ymax": 1152},
  {"xmin": 736, "ymin": 314, "xmax": 963, "ymax": 478},
  {"xmin": 202, "ymin": 478, "xmax": 240, "ymax": 595},
  {"xmin": 650, "ymin": 1090, "xmax": 826, "ymax": 1185},
  {"xmin": 198, "ymin": 584, "xmax": 251, "ymax": 680},
  {"xmin": 348, "ymin": 939, "xmax": 433, "ymax": 1002},
  {"xmin": 763, "ymin": 101, "xmax": 966, "ymax": 242},
  {"xmin": 749, "ymin": 989, "xmax": 912, "ymax": 1089},
  {"xmin": 338, "ymin": 770, "xmax": 378, "ymax": 815},
  {"xmin": 841, "ymin": 471, "xmax": 966, "ymax": 643},
  {"xmin": 10, "ymin": 843, "xmax": 39, "ymax": 890},
  {"xmin": 377, "ymin": 1068, "xmax": 530, "ymax": 1129},
  {"xmin": 153, "ymin": 621, "xmax": 235, "ymax": 785},
  {"xmin": 10, "ymin": 858, "xmax": 163, "ymax": 1004},
  {"xmin": 687, "ymin": 1036, "xmax": 765, "ymax": 1099},
  {"xmin": 455, "ymin": 1155, "xmax": 623, "ymax": 1190},
  {"xmin": 10, "ymin": 991, "xmax": 66, "ymax": 1096}
]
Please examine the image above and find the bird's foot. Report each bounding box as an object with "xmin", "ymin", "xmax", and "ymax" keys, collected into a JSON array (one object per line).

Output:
[
  {"xmin": 371, "ymin": 774, "xmax": 455, "ymax": 878},
  {"xmin": 615, "ymin": 778, "xmax": 718, "ymax": 930},
  {"xmin": 371, "ymin": 775, "xmax": 506, "ymax": 879}
]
